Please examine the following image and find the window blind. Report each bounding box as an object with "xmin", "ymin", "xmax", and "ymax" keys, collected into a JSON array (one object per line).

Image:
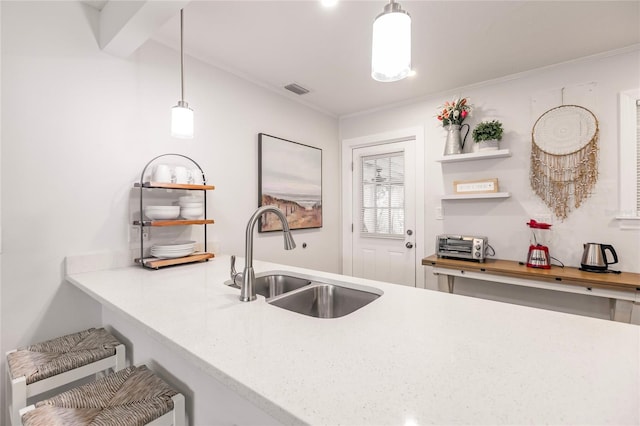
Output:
[{"xmin": 360, "ymin": 151, "xmax": 404, "ymax": 238}]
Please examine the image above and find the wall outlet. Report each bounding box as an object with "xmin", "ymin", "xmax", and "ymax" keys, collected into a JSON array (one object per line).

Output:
[
  {"xmin": 129, "ymin": 226, "xmax": 150, "ymax": 242},
  {"xmin": 435, "ymin": 206, "xmax": 443, "ymax": 220}
]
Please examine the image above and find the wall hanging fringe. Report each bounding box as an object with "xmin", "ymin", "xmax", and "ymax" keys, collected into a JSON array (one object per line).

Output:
[{"xmin": 530, "ymin": 105, "xmax": 599, "ymax": 220}]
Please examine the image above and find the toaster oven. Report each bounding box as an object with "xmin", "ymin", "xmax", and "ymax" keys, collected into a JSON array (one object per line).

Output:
[{"xmin": 436, "ymin": 234, "xmax": 488, "ymax": 262}]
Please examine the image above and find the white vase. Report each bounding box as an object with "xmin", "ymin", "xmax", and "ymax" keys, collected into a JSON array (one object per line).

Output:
[{"xmin": 473, "ymin": 139, "xmax": 500, "ymax": 152}]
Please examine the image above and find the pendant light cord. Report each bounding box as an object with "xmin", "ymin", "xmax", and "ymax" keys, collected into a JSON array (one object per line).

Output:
[{"xmin": 180, "ymin": 8, "xmax": 185, "ymax": 103}]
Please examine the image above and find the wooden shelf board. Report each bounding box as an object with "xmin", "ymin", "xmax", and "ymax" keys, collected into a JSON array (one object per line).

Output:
[
  {"xmin": 137, "ymin": 252, "xmax": 215, "ymax": 269},
  {"xmin": 422, "ymin": 254, "xmax": 640, "ymax": 292},
  {"xmin": 134, "ymin": 219, "xmax": 214, "ymax": 227},
  {"xmin": 134, "ymin": 182, "xmax": 215, "ymax": 190},
  {"xmin": 441, "ymin": 192, "xmax": 510, "ymax": 200},
  {"xmin": 436, "ymin": 149, "xmax": 511, "ymax": 163}
]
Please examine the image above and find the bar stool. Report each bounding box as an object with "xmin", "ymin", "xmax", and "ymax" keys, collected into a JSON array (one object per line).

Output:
[
  {"xmin": 19, "ymin": 365, "xmax": 185, "ymax": 426},
  {"xmin": 6, "ymin": 327, "xmax": 126, "ymax": 426}
]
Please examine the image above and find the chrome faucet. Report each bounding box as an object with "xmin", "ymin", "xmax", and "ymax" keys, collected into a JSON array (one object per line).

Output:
[{"xmin": 231, "ymin": 206, "xmax": 296, "ymax": 301}]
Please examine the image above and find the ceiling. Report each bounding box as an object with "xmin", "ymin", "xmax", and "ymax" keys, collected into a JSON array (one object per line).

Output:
[{"xmin": 147, "ymin": 1, "xmax": 640, "ymax": 117}]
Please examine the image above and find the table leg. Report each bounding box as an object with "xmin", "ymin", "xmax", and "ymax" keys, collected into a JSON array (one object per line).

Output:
[
  {"xmin": 435, "ymin": 274, "xmax": 455, "ymax": 293},
  {"xmin": 447, "ymin": 275, "xmax": 455, "ymax": 294},
  {"xmin": 610, "ymin": 298, "xmax": 633, "ymax": 323}
]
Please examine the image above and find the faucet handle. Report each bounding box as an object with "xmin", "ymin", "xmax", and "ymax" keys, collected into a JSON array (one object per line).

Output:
[{"xmin": 230, "ymin": 255, "xmax": 242, "ymax": 286}]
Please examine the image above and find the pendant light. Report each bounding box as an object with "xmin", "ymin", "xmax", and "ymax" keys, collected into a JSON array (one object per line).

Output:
[
  {"xmin": 371, "ymin": 0, "xmax": 411, "ymax": 82},
  {"xmin": 171, "ymin": 9, "xmax": 194, "ymax": 139}
]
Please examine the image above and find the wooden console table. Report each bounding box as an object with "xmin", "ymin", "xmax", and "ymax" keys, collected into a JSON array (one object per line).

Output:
[{"xmin": 422, "ymin": 255, "xmax": 640, "ymax": 323}]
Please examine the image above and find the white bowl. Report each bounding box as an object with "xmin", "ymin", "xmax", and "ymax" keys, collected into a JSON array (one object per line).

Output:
[
  {"xmin": 178, "ymin": 195, "xmax": 202, "ymax": 203},
  {"xmin": 144, "ymin": 206, "xmax": 180, "ymax": 220},
  {"xmin": 180, "ymin": 206, "xmax": 203, "ymax": 219},
  {"xmin": 146, "ymin": 205, "xmax": 180, "ymax": 210},
  {"xmin": 179, "ymin": 201, "xmax": 204, "ymax": 208}
]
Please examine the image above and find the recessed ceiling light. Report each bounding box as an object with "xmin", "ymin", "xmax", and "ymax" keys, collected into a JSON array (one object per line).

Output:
[{"xmin": 321, "ymin": 0, "xmax": 338, "ymax": 7}]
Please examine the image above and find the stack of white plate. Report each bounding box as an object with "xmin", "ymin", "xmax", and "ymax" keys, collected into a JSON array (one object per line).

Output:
[
  {"xmin": 178, "ymin": 195, "xmax": 204, "ymax": 219},
  {"xmin": 150, "ymin": 241, "xmax": 196, "ymax": 259},
  {"xmin": 144, "ymin": 205, "xmax": 180, "ymax": 220}
]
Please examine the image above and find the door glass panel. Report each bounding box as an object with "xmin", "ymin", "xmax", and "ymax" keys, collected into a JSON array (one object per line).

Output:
[
  {"xmin": 390, "ymin": 208, "xmax": 404, "ymax": 235},
  {"xmin": 360, "ymin": 151, "xmax": 404, "ymax": 238}
]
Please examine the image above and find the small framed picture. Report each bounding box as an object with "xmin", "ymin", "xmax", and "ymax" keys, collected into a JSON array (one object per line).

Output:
[{"xmin": 453, "ymin": 178, "xmax": 499, "ymax": 194}]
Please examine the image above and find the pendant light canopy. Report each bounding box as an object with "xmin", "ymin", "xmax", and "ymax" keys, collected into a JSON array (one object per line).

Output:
[
  {"xmin": 371, "ymin": 0, "xmax": 411, "ymax": 82},
  {"xmin": 171, "ymin": 9, "xmax": 194, "ymax": 139}
]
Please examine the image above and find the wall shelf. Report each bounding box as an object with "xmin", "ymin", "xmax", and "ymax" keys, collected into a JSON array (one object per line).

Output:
[
  {"xmin": 133, "ymin": 219, "xmax": 215, "ymax": 227},
  {"xmin": 134, "ymin": 182, "xmax": 215, "ymax": 191},
  {"xmin": 136, "ymin": 252, "xmax": 215, "ymax": 270},
  {"xmin": 440, "ymin": 192, "xmax": 511, "ymax": 200},
  {"xmin": 436, "ymin": 149, "xmax": 511, "ymax": 163}
]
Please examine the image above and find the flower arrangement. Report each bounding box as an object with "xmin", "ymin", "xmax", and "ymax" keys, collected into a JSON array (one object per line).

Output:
[
  {"xmin": 437, "ymin": 97, "xmax": 472, "ymax": 126},
  {"xmin": 472, "ymin": 120, "xmax": 504, "ymax": 142}
]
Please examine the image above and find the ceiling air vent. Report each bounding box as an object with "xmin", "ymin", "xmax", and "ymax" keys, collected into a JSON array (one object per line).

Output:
[{"xmin": 284, "ymin": 83, "xmax": 310, "ymax": 95}]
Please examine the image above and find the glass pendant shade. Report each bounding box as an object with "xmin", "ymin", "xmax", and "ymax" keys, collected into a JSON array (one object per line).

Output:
[
  {"xmin": 171, "ymin": 101, "xmax": 194, "ymax": 139},
  {"xmin": 371, "ymin": 3, "xmax": 411, "ymax": 82}
]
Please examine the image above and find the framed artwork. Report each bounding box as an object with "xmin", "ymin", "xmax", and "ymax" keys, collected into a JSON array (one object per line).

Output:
[{"xmin": 258, "ymin": 133, "xmax": 323, "ymax": 232}]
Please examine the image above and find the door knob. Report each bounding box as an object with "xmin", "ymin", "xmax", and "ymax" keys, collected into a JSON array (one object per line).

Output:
[{"xmin": 405, "ymin": 242, "xmax": 414, "ymax": 249}]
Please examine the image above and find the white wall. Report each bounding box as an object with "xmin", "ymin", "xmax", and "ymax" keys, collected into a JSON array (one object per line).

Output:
[
  {"xmin": 0, "ymin": 0, "xmax": 3, "ymax": 413},
  {"xmin": 340, "ymin": 48, "xmax": 640, "ymax": 319},
  {"xmin": 0, "ymin": 1, "xmax": 339, "ymax": 420}
]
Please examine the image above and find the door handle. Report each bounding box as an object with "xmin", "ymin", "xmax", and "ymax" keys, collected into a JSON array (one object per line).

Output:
[{"xmin": 405, "ymin": 242, "xmax": 414, "ymax": 249}]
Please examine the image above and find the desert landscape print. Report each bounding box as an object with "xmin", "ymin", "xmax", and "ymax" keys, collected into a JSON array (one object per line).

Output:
[{"xmin": 259, "ymin": 134, "xmax": 322, "ymax": 232}]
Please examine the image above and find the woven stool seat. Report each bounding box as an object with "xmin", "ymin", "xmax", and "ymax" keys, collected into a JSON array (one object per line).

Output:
[
  {"xmin": 21, "ymin": 365, "xmax": 179, "ymax": 426},
  {"xmin": 7, "ymin": 328, "xmax": 122, "ymax": 385}
]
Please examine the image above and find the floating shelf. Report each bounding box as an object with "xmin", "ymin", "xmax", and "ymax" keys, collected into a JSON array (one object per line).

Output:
[
  {"xmin": 135, "ymin": 252, "xmax": 215, "ymax": 269},
  {"xmin": 134, "ymin": 182, "xmax": 216, "ymax": 191},
  {"xmin": 133, "ymin": 219, "xmax": 215, "ymax": 227},
  {"xmin": 436, "ymin": 149, "xmax": 511, "ymax": 163},
  {"xmin": 440, "ymin": 192, "xmax": 511, "ymax": 200}
]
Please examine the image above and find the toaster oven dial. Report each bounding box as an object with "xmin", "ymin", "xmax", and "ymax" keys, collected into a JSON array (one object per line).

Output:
[
  {"xmin": 475, "ymin": 252, "xmax": 480, "ymax": 257},
  {"xmin": 475, "ymin": 245, "xmax": 481, "ymax": 250}
]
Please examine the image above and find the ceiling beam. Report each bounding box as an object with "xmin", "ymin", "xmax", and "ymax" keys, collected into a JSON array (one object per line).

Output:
[{"xmin": 99, "ymin": 0, "xmax": 191, "ymax": 58}]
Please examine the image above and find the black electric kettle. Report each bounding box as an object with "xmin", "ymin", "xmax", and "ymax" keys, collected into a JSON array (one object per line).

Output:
[{"xmin": 580, "ymin": 243, "xmax": 619, "ymax": 272}]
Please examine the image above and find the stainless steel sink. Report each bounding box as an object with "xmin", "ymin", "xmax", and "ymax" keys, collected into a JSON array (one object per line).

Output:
[
  {"xmin": 225, "ymin": 273, "xmax": 311, "ymax": 298},
  {"xmin": 268, "ymin": 283, "xmax": 381, "ymax": 318},
  {"xmin": 225, "ymin": 271, "xmax": 382, "ymax": 318}
]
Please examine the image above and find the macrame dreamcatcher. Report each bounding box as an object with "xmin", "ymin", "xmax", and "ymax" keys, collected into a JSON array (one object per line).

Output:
[{"xmin": 530, "ymin": 105, "xmax": 599, "ymax": 220}]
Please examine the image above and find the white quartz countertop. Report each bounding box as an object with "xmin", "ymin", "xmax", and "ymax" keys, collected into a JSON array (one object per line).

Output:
[{"xmin": 66, "ymin": 255, "xmax": 640, "ymax": 425}]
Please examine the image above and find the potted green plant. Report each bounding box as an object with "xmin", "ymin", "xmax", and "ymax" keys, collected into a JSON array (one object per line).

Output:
[{"xmin": 472, "ymin": 120, "xmax": 504, "ymax": 152}]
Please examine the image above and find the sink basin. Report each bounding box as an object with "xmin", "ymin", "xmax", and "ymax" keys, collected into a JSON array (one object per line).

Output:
[
  {"xmin": 268, "ymin": 283, "xmax": 381, "ymax": 319},
  {"xmin": 225, "ymin": 273, "xmax": 312, "ymax": 298},
  {"xmin": 226, "ymin": 271, "xmax": 382, "ymax": 318}
]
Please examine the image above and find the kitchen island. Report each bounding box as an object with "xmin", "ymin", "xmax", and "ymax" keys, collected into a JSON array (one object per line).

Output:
[{"xmin": 66, "ymin": 255, "xmax": 639, "ymax": 425}]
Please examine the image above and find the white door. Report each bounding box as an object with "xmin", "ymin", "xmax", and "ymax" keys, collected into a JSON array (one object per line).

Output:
[{"xmin": 351, "ymin": 140, "xmax": 416, "ymax": 286}]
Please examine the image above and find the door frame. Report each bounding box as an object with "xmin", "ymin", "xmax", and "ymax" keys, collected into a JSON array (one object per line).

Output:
[{"xmin": 341, "ymin": 126, "xmax": 425, "ymax": 289}]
